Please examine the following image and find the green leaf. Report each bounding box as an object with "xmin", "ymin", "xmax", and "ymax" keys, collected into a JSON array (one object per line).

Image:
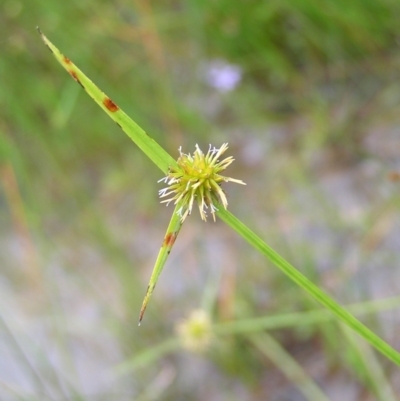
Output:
[
  {"xmin": 37, "ymin": 27, "xmax": 176, "ymax": 174},
  {"xmin": 139, "ymin": 201, "xmax": 184, "ymax": 324}
]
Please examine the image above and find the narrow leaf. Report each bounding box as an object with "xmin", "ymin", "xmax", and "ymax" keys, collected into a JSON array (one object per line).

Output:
[
  {"xmin": 37, "ymin": 27, "xmax": 176, "ymax": 174},
  {"xmin": 139, "ymin": 202, "xmax": 184, "ymax": 324}
]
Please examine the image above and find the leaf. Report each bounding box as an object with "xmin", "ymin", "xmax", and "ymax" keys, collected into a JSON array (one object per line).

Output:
[
  {"xmin": 139, "ymin": 202, "xmax": 184, "ymax": 324},
  {"xmin": 37, "ymin": 27, "xmax": 176, "ymax": 174}
]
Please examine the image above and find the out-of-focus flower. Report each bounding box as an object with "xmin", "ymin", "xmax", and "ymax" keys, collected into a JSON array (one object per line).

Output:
[
  {"xmin": 204, "ymin": 60, "xmax": 242, "ymax": 92},
  {"xmin": 176, "ymin": 309, "xmax": 213, "ymax": 353}
]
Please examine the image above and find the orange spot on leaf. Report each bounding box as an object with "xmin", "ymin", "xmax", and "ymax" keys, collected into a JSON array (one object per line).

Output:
[
  {"xmin": 63, "ymin": 56, "xmax": 72, "ymax": 64},
  {"xmin": 103, "ymin": 97, "xmax": 119, "ymax": 112},
  {"xmin": 163, "ymin": 232, "xmax": 177, "ymax": 247},
  {"xmin": 68, "ymin": 70, "xmax": 83, "ymax": 88}
]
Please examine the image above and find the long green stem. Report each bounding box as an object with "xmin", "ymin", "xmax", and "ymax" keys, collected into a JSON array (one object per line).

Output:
[{"xmin": 217, "ymin": 208, "xmax": 400, "ymax": 366}]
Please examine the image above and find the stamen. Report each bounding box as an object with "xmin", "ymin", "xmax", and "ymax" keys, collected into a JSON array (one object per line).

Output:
[{"xmin": 158, "ymin": 188, "xmax": 171, "ymax": 197}]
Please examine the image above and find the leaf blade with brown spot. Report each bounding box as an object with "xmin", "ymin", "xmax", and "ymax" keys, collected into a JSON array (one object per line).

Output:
[
  {"xmin": 139, "ymin": 202, "xmax": 184, "ymax": 325},
  {"xmin": 37, "ymin": 28, "xmax": 176, "ymax": 174}
]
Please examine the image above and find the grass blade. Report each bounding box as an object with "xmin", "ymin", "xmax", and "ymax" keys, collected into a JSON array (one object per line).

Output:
[
  {"xmin": 250, "ymin": 333, "xmax": 330, "ymax": 401},
  {"xmin": 139, "ymin": 202, "xmax": 184, "ymax": 324},
  {"xmin": 217, "ymin": 208, "xmax": 400, "ymax": 366},
  {"xmin": 37, "ymin": 27, "xmax": 176, "ymax": 174}
]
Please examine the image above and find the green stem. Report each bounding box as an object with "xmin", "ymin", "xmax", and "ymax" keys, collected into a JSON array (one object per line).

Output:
[{"xmin": 217, "ymin": 208, "xmax": 400, "ymax": 366}]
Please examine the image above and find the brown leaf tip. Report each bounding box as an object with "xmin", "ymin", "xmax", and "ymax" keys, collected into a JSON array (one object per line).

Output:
[{"xmin": 138, "ymin": 306, "xmax": 146, "ymax": 325}]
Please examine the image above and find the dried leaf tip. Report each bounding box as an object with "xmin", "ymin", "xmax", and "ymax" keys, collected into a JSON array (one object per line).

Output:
[{"xmin": 158, "ymin": 143, "xmax": 245, "ymax": 222}]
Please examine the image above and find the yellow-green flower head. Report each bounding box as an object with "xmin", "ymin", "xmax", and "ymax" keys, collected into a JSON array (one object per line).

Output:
[
  {"xmin": 158, "ymin": 143, "xmax": 246, "ymax": 222},
  {"xmin": 176, "ymin": 309, "xmax": 213, "ymax": 353}
]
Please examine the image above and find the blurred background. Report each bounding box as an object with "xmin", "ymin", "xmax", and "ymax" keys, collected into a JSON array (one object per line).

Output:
[{"xmin": 1, "ymin": 0, "xmax": 400, "ymax": 400}]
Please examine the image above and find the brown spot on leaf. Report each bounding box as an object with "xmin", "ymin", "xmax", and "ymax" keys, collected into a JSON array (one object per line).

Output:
[
  {"xmin": 63, "ymin": 56, "xmax": 72, "ymax": 64},
  {"xmin": 163, "ymin": 232, "xmax": 177, "ymax": 247},
  {"xmin": 68, "ymin": 70, "xmax": 84, "ymax": 89},
  {"xmin": 103, "ymin": 97, "xmax": 119, "ymax": 112}
]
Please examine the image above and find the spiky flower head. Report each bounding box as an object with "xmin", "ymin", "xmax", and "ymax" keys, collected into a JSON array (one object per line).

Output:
[{"xmin": 158, "ymin": 143, "xmax": 246, "ymax": 222}]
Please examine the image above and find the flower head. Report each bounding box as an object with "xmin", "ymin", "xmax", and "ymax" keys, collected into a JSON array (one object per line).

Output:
[
  {"xmin": 176, "ymin": 309, "xmax": 213, "ymax": 353},
  {"xmin": 158, "ymin": 143, "xmax": 246, "ymax": 222}
]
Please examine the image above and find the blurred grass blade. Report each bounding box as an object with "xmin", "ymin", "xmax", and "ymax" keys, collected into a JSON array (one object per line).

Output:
[
  {"xmin": 250, "ymin": 333, "xmax": 330, "ymax": 401},
  {"xmin": 113, "ymin": 338, "xmax": 180, "ymax": 376},
  {"xmin": 218, "ymin": 208, "xmax": 400, "ymax": 366},
  {"xmin": 341, "ymin": 324, "xmax": 398, "ymax": 401},
  {"xmin": 37, "ymin": 27, "xmax": 176, "ymax": 174},
  {"xmin": 213, "ymin": 296, "xmax": 400, "ymax": 335}
]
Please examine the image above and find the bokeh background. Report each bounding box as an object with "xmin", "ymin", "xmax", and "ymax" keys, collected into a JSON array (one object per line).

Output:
[{"xmin": 1, "ymin": 0, "xmax": 400, "ymax": 400}]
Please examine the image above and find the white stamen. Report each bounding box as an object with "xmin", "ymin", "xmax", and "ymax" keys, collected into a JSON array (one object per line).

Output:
[
  {"xmin": 158, "ymin": 188, "xmax": 169, "ymax": 196},
  {"xmin": 210, "ymin": 204, "xmax": 218, "ymax": 213},
  {"xmin": 159, "ymin": 189, "xmax": 175, "ymax": 198},
  {"xmin": 168, "ymin": 177, "xmax": 178, "ymax": 185},
  {"xmin": 160, "ymin": 198, "xmax": 174, "ymax": 206}
]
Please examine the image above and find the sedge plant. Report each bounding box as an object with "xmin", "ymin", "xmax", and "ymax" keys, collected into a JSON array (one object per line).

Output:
[{"xmin": 38, "ymin": 28, "xmax": 400, "ymax": 366}]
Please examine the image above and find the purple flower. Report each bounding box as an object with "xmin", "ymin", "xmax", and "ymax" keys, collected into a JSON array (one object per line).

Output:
[{"xmin": 204, "ymin": 60, "xmax": 242, "ymax": 92}]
